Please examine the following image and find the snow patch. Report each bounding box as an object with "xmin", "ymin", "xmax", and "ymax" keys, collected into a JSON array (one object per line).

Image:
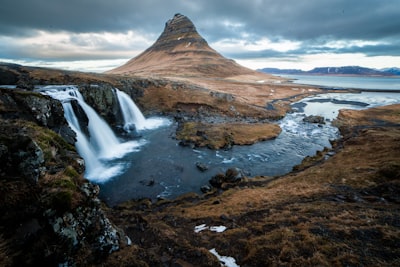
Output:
[
  {"xmin": 194, "ymin": 224, "xmax": 208, "ymax": 233},
  {"xmin": 209, "ymin": 248, "xmax": 240, "ymax": 267},
  {"xmin": 194, "ymin": 224, "xmax": 227, "ymax": 233}
]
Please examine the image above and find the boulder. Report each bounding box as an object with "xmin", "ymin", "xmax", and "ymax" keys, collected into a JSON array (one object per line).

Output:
[
  {"xmin": 225, "ymin": 167, "xmax": 244, "ymax": 183},
  {"xmin": 196, "ymin": 162, "xmax": 209, "ymax": 172},
  {"xmin": 209, "ymin": 168, "xmax": 244, "ymax": 189},
  {"xmin": 303, "ymin": 115, "xmax": 325, "ymax": 124}
]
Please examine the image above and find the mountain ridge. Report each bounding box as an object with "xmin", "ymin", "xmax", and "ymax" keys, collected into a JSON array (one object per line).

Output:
[{"xmin": 258, "ymin": 66, "xmax": 400, "ymax": 76}]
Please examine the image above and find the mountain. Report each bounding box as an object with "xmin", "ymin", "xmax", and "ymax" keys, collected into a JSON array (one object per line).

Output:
[
  {"xmin": 308, "ymin": 66, "xmax": 391, "ymax": 76},
  {"xmin": 381, "ymin": 67, "xmax": 400, "ymax": 76},
  {"xmin": 259, "ymin": 66, "xmax": 399, "ymax": 76},
  {"xmin": 258, "ymin": 67, "xmax": 305, "ymax": 75},
  {"xmin": 107, "ymin": 14, "xmax": 255, "ymax": 78}
]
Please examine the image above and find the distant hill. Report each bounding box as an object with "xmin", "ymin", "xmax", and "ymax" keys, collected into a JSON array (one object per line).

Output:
[
  {"xmin": 107, "ymin": 14, "xmax": 263, "ymax": 78},
  {"xmin": 257, "ymin": 68, "xmax": 304, "ymax": 75},
  {"xmin": 381, "ymin": 67, "xmax": 400, "ymax": 76},
  {"xmin": 258, "ymin": 66, "xmax": 399, "ymax": 76}
]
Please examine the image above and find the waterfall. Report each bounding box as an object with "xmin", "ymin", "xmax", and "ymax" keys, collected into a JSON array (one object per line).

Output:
[
  {"xmin": 115, "ymin": 89, "xmax": 170, "ymax": 131},
  {"xmin": 116, "ymin": 90, "xmax": 147, "ymax": 131},
  {"xmin": 43, "ymin": 86, "xmax": 142, "ymax": 182}
]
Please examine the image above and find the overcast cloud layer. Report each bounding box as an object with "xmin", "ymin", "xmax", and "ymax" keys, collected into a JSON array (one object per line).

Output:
[{"xmin": 1, "ymin": 0, "xmax": 399, "ymax": 72}]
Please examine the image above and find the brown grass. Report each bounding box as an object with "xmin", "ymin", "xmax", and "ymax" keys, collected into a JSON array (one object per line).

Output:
[{"xmin": 176, "ymin": 121, "xmax": 281, "ymax": 149}]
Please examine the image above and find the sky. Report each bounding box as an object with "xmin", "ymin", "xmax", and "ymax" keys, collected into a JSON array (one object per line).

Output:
[{"xmin": 1, "ymin": 0, "xmax": 399, "ymax": 72}]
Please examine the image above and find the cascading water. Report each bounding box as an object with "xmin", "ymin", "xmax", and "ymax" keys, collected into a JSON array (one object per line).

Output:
[
  {"xmin": 115, "ymin": 89, "xmax": 170, "ymax": 131},
  {"xmin": 42, "ymin": 85, "xmax": 145, "ymax": 182},
  {"xmin": 116, "ymin": 90, "xmax": 147, "ymax": 131}
]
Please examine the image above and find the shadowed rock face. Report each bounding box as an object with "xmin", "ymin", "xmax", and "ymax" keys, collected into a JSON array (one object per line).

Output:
[{"xmin": 107, "ymin": 14, "xmax": 254, "ymax": 77}]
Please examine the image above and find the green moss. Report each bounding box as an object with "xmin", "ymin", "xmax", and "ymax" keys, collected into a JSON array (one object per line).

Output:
[
  {"xmin": 64, "ymin": 166, "xmax": 79, "ymax": 179},
  {"xmin": 52, "ymin": 177, "xmax": 77, "ymax": 191}
]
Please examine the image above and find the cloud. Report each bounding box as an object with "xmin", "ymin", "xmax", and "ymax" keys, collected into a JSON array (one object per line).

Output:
[
  {"xmin": 0, "ymin": 30, "xmax": 153, "ymax": 60},
  {"xmin": 2, "ymin": 0, "xmax": 399, "ymax": 40},
  {"xmin": 1, "ymin": 0, "xmax": 399, "ymax": 70}
]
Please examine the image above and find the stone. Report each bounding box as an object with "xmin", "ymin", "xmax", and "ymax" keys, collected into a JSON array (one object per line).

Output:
[
  {"xmin": 303, "ymin": 115, "xmax": 325, "ymax": 124},
  {"xmin": 200, "ymin": 185, "xmax": 212, "ymax": 193},
  {"xmin": 209, "ymin": 173, "xmax": 225, "ymax": 188},
  {"xmin": 225, "ymin": 167, "xmax": 244, "ymax": 183},
  {"xmin": 196, "ymin": 162, "xmax": 209, "ymax": 172}
]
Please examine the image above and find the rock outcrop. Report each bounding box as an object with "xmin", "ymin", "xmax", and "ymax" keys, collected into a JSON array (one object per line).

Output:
[
  {"xmin": 78, "ymin": 84, "xmax": 124, "ymax": 129},
  {"xmin": 0, "ymin": 87, "xmax": 128, "ymax": 266}
]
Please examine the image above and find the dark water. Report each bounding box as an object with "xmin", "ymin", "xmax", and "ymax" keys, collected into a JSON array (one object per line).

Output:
[
  {"xmin": 99, "ymin": 90, "xmax": 400, "ymax": 206},
  {"xmin": 99, "ymin": 118, "xmax": 334, "ymax": 206}
]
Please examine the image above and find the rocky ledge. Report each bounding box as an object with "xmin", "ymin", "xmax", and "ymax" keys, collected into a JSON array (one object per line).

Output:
[{"xmin": 0, "ymin": 88, "xmax": 129, "ymax": 266}]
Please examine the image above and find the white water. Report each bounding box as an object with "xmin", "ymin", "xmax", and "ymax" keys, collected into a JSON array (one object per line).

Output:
[
  {"xmin": 116, "ymin": 89, "xmax": 147, "ymax": 131},
  {"xmin": 42, "ymin": 86, "xmax": 150, "ymax": 183},
  {"xmin": 116, "ymin": 89, "xmax": 169, "ymax": 131}
]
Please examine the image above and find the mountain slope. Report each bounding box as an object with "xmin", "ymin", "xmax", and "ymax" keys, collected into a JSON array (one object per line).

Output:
[{"xmin": 107, "ymin": 14, "xmax": 255, "ymax": 78}]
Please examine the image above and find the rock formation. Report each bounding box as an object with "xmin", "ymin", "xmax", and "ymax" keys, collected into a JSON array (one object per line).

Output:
[
  {"xmin": 107, "ymin": 13, "xmax": 255, "ymax": 78},
  {"xmin": 0, "ymin": 88, "xmax": 129, "ymax": 266}
]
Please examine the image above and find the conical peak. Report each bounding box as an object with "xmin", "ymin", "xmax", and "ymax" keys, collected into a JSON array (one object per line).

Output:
[
  {"xmin": 164, "ymin": 13, "xmax": 197, "ymax": 35},
  {"xmin": 107, "ymin": 14, "xmax": 257, "ymax": 77},
  {"xmin": 150, "ymin": 14, "xmax": 208, "ymax": 51}
]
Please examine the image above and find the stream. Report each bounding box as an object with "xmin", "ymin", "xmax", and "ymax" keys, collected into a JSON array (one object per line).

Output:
[{"xmin": 98, "ymin": 91, "xmax": 400, "ymax": 206}]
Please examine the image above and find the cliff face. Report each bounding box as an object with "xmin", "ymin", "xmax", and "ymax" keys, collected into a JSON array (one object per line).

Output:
[
  {"xmin": 107, "ymin": 14, "xmax": 255, "ymax": 78},
  {"xmin": 0, "ymin": 88, "xmax": 128, "ymax": 266}
]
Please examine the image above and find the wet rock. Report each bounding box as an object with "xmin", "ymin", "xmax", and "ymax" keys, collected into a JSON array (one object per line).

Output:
[
  {"xmin": 209, "ymin": 173, "xmax": 226, "ymax": 188},
  {"xmin": 200, "ymin": 185, "xmax": 212, "ymax": 193},
  {"xmin": 78, "ymin": 85, "xmax": 123, "ymax": 128},
  {"xmin": 196, "ymin": 162, "xmax": 209, "ymax": 172},
  {"xmin": 303, "ymin": 115, "xmax": 325, "ymax": 124},
  {"xmin": 140, "ymin": 179, "xmax": 156, "ymax": 186},
  {"xmin": 71, "ymin": 99, "xmax": 90, "ymax": 137},
  {"xmin": 225, "ymin": 167, "xmax": 244, "ymax": 183},
  {"xmin": 209, "ymin": 168, "xmax": 244, "ymax": 189}
]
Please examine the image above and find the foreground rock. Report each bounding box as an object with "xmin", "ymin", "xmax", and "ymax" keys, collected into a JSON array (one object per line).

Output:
[{"xmin": 0, "ymin": 88, "xmax": 129, "ymax": 266}]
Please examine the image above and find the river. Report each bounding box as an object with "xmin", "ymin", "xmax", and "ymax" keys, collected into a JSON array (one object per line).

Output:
[{"xmin": 99, "ymin": 87, "xmax": 400, "ymax": 206}]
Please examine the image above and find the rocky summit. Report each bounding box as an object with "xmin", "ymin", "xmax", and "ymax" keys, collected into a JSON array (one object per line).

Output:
[{"xmin": 107, "ymin": 13, "xmax": 255, "ymax": 78}]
